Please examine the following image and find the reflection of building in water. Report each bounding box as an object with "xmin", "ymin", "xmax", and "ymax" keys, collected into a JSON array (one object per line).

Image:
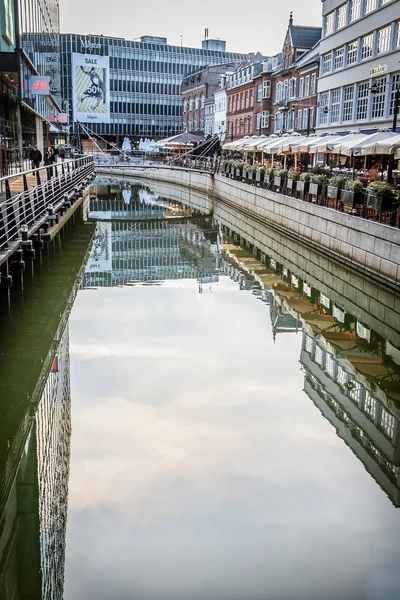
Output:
[
  {"xmin": 301, "ymin": 331, "xmax": 400, "ymax": 508},
  {"xmin": 0, "ymin": 323, "xmax": 71, "ymax": 599},
  {"xmin": 270, "ymin": 296, "xmax": 302, "ymax": 341}
]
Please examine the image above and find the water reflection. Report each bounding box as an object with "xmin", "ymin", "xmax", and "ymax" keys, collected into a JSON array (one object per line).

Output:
[
  {"xmin": 0, "ymin": 218, "xmax": 94, "ymax": 599},
  {"xmin": 63, "ymin": 178, "xmax": 400, "ymax": 599}
]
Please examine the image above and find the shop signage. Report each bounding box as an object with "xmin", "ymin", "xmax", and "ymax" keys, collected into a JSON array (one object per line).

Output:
[
  {"xmin": 80, "ymin": 39, "xmax": 102, "ymax": 51},
  {"xmin": 370, "ymin": 64, "xmax": 387, "ymax": 76},
  {"xmin": 31, "ymin": 76, "xmax": 50, "ymax": 95}
]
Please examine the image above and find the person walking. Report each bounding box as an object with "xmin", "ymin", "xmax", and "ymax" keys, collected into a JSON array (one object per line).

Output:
[
  {"xmin": 44, "ymin": 146, "xmax": 54, "ymax": 177},
  {"xmin": 30, "ymin": 145, "xmax": 42, "ymax": 169},
  {"xmin": 59, "ymin": 145, "xmax": 66, "ymax": 161},
  {"xmin": 53, "ymin": 145, "xmax": 59, "ymax": 163}
]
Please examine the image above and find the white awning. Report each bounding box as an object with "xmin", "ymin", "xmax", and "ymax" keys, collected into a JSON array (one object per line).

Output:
[
  {"xmin": 351, "ymin": 131, "xmax": 400, "ymax": 155},
  {"xmin": 329, "ymin": 133, "xmax": 370, "ymax": 156},
  {"xmin": 290, "ymin": 135, "xmax": 328, "ymax": 153},
  {"xmin": 309, "ymin": 135, "xmax": 347, "ymax": 154}
]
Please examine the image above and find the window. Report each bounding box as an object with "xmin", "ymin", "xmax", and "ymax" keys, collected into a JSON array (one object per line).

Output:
[
  {"xmin": 347, "ymin": 41, "xmax": 358, "ymax": 65},
  {"xmin": 256, "ymin": 113, "xmax": 261, "ymax": 131},
  {"xmin": 183, "ymin": 99, "xmax": 187, "ymax": 113},
  {"xmin": 390, "ymin": 74, "xmax": 400, "ymax": 116},
  {"xmin": 356, "ymin": 82, "xmax": 369, "ymax": 120},
  {"xmin": 276, "ymin": 82, "xmax": 283, "ymax": 102},
  {"xmin": 380, "ymin": 408, "xmax": 395, "ymax": 439},
  {"xmin": 325, "ymin": 12, "xmax": 334, "ymax": 36},
  {"xmin": 189, "ymin": 97, "xmax": 193, "ymax": 111},
  {"xmin": 305, "ymin": 75, "xmax": 310, "ymax": 96},
  {"xmin": 318, "ymin": 92, "xmax": 329, "ymax": 125},
  {"xmin": 287, "ymin": 109, "xmax": 294, "ymax": 131},
  {"xmin": 350, "ymin": 0, "xmax": 361, "ymax": 21},
  {"xmin": 361, "ymin": 34, "xmax": 373, "ymax": 60},
  {"xmin": 297, "ymin": 109, "xmax": 302, "ymax": 129},
  {"xmin": 397, "ymin": 22, "xmax": 400, "ymax": 47},
  {"xmin": 299, "ymin": 77, "xmax": 304, "ymax": 97},
  {"xmin": 322, "ymin": 54, "xmax": 332, "ymax": 74},
  {"xmin": 263, "ymin": 80, "xmax": 271, "ymax": 98},
  {"xmin": 311, "ymin": 73, "xmax": 316, "ymax": 95},
  {"xmin": 289, "ymin": 78, "xmax": 296, "ymax": 99},
  {"xmin": 364, "ymin": 393, "xmax": 377, "ymax": 420},
  {"xmin": 371, "ymin": 77, "xmax": 386, "ymax": 118},
  {"xmin": 331, "ymin": 89, "xmax": 341, "ymax": 123},
  {"xmin": 201, "ymin": 94, "xmax": 205, "ymax": 108},
  {"xmin": 257, "ymin": 84, "xmax": 263, "ymax": 102},
  {"xmin": 334, "ymin": 47, "xmax": 344, "ymax": 70},
  {"xmin": 245, "ymin": 92, "xmax": 249, "ymax": 108},
  {"xmin": 365, "ymin": 0, "xmax": 376, "ymax": 14},
  {"xmin": 309, "ymin": 107, "xmax": 315, "ymax": 129},
  {"xmin": 303, "ymin": 108, "xmax": 309, "ymax": 130},
  {"xmin": 337, "ymin": 4, "xmax": 347, "ymax": 29},
  {"xmin": 377, "ymin": 26, "xmax": 391, "ymax": 54},
  {"xmin": 343, "ymin": 86, "xmax": 355, "ymax": 121},
  {"xmin": 194, "ymin": 95, "xmax": 199, "ymax": 110},
  {"xmin": 261, "ymin": 110, "xmax": 269, "ymax": 128}
]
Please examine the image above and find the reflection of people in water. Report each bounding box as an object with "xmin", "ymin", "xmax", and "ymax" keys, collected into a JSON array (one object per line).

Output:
[
  {"xmin": 78, "ymin": 66, "xmax": 106, "ymax": 111},
  {"xmin": 92, "ymin": 232, "xmax": 107, "ymax": 261}
]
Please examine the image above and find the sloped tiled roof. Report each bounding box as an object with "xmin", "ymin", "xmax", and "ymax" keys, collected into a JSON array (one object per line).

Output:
[{"xmin": 290, "ymin": 26, "xmax": 321, "ymax": 50}]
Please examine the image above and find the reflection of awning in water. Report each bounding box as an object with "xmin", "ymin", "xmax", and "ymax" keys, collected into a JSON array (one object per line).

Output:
[
  {"xmin": 198, "ymin": 275, "xmax": 219, "ymax": 283},
  {"xmin": 122, "ymin": 187, "xmax": 132, "ymax": 204}
]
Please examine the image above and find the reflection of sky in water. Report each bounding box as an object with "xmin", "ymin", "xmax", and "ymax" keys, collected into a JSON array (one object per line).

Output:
[{"xmin": 65, "ymin": 279, "xmax": 400, "ymax": 600}]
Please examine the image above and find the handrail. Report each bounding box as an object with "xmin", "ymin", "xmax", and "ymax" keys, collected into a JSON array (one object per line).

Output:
[{"xmin": 0, "ymin": 156, "xmax": 89, "ymax": 187}]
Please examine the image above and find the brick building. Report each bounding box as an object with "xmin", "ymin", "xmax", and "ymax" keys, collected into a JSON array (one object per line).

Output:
[
  {"xmin": 272, "ymin": 13, "xmax": 321, "ymax": 134},
  {"xmin": 252, "ymin": 55, "xmax": 282, "ymax": 136},
  {"xmin": 182, "ymin": 62, "xmax": 242, "ymax": 135},
  {"xmin": 226, "ymin": 53, "xmax": 265, "ymax": 141}
]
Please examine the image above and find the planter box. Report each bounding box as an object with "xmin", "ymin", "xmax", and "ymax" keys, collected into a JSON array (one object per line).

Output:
[
  {"xmin": 296, "ymin": 180, "xmax": 309, "ymax": 199},
  {"xmin": 309, "ymin": 182, "xmax": 322, "ymax": 197},
  {"xmin": 274, "ymin": 176, "xmax": 283, "ymax": 192},
  {"xmin": 255, "ymin": 171, "xmax": 265, "ymax": 186},
  {"xmin": 286, "ymin": 178, "xmax": 297, "ymax": 195},
  {"xmin": 235, "ymin": 168, "xmax": 243, "ymax": 180},
  {"xmin": 341, "ymin": 190, "xmax": 364, "ymax": 214},
  {"xmin": 326, "ymin": 185, "xmax": 339, "ymax": 200}
]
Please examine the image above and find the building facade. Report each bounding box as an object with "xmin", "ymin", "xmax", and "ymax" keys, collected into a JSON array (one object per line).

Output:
[
  {"xmin": 272, "ymin": 14, "xmax": 321, "ymax": 134},
  {"xmin": 226, "ymin": 53, "xmax": 265, "ymax": 141},
  {"xmin": 181, "ymin": 62, "xmax": 242, "ymax": 135},
  {"xmin": 317, "ymin": 0, "xmax": 400, "ymax": 133},
  {"xmin": 204, "ymin": 97, "xmax": 215, "ymax": 136},
  {"xmin": 60, "ymin": 34, "xmax": 246, "ymax": 144},
  {"xmin": 252, "ymin": 56, "xmax": 282, "ymax": 136},
  {"xmin": 0, "ymin": 0, "xmax": 62, "ymax": 174},
  {"xmin": 213, "ymin": 74, "xmax": 229, "ymax": 140}
]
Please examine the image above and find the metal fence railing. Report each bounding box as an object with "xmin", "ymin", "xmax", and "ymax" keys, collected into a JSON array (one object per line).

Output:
[{"xmin": 0, "ymin": 157, "xmax": 95, "ymax": 253}]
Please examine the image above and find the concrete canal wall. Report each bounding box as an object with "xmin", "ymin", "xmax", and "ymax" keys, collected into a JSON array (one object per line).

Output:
[{"xmin": 98, "ymin": 166, "xmax": 400, "ymax": 290}]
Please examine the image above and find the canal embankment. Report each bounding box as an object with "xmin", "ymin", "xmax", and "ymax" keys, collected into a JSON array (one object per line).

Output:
[{"xmin": 98, "ymin": 166, "xmax": 400, "ymax": 290}]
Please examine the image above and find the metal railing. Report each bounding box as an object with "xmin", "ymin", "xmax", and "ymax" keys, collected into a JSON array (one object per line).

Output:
[{"xmin": 0, "ymin": 156, "xmax": 94, "ymax": 252}]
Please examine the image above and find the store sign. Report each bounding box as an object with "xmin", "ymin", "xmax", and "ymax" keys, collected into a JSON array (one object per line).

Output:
[
  {"xmin": 47, "ymin": 113, "xmax": 68, "ymax": 123},
  {"xmin": 370, "ymin": 64, "xmax": 387, "ymax": 76},
  {"xmin": 80, "ymin": 39, "xmax": 102, "ymax": 51},
  {"xmin": 31, "ymin": 76, "xmax": 50, "ymax": 95},
  {"xmin": 72, "ymin": 53, "xmax": 110, "ymax": 123}
]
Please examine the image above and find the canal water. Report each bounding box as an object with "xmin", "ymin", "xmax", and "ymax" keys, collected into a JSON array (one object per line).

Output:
[{"xmin": 1, "ymin": 177, "xmax": 400, "ymax": 599}]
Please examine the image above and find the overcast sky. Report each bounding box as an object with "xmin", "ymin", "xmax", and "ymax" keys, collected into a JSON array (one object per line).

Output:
[{"xmin": 60, "ymin": 0, "xmax": 322, "ymax": 55}]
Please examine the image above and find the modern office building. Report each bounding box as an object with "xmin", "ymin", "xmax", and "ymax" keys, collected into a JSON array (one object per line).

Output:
[
  {"xmin": 317, "ymin": 0, "xmax": 400, "ymax": 133},
  {"xmin": 0, "ymin": 0, "xmax": 62, "ymax": 174},
  {"xmin": 59, "ymin": 33, "xmax": 246, "ymax": 144}
]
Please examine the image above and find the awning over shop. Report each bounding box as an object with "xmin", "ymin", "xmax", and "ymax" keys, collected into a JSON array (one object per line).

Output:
[
  {"xmin": 308, "ymin": 135, "xmax": 346, "ymax": 154},
  {"xmin": 350, "ymin": 131, "xmax": 400, "ymax": 156},
  {"xmin": 329, "ymin": 133, "xmax": 370, "ymax": 156},
  {"xmin": 156, "ymin": 132, "xmax": 204, "ymax": 149}
]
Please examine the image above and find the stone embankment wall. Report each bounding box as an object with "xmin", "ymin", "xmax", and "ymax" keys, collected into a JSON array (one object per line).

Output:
[{"xmin": 98, "ymin": 166, "xmax": 400, "ymax": 290}]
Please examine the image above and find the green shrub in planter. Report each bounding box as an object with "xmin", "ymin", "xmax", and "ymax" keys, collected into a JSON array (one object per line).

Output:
[
  {"xmin": 328, "ymin": 176, "xmax": 346, "ymax": 190},
  {"xmin": 299, "ymin": 172, "xmax": 311, "ymax": 182},
  {"xmin": 274, "ymin": 169, "xmax": 289, "ymax": 179},
  {"xmin": 345, "ymin": 178, "xmax": 364, "ymax": 193},
  {"xmin": 366, "ymin": 181, "xmax": 392, "ymax": 198},
  {"xmin": 311, "ymin": 173, "xmax": 328, "ymax": 186},
  {"xmin": 288, "ymin": 169, "xmax": 300, "ymax": 181}
]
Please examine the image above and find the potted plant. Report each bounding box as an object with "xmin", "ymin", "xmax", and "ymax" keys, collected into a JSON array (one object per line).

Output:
[
  {"xmin": 366, "ymin": 181, "xmax": 393, "ymax": 218},
  {"xmin": 309, "ymin": 173, "xmax": 327, "ymax": 199},
  {"xmin": 255, "ymin": 166, "xmax": 266, "ymax": 187},
  {"xmin": 274, "ymin": 168, "xmax": 288, "ymax": 192},
  {"xmin": 245, "ymin": 164, "xmax": 257, "ymax": 184},
  {"xmin": 286, "ymin": 168, "xmax": 300, "ymax": 195},
  {"xmin": 296, "ymin": 172, "xmax": 311, "ymax": 199},
  {"xmin": 327, "ymin": 175, "xmax": 346, "ymax": 200},
  {"xmin": 341, "ymin": 178, "xmax": 365, "ymax": 214}
]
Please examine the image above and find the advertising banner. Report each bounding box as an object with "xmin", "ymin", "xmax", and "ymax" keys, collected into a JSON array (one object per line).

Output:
[
  {"xmin": 72, "ymin": 53, "xmax": 110, "ymax": 123},
  {"xmin": 85, "ymin": 222, "xmax": 112, "ymax": 272}
]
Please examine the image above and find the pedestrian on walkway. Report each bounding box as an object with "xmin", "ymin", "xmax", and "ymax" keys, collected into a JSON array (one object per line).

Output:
[
  {"xmin": 30, "ymin": 145, "xmax": 42, "ymax": 169},
  {"xmin": 44, "ymin": 146, "xmax": 55, "ymax": 177},
  {"xmin": 53, "ymin": 145, "xmax": 59, "ymax": 162},
  {"xmin": 59, "ymin": 145, "xmax": 66, "ymax": 161}
]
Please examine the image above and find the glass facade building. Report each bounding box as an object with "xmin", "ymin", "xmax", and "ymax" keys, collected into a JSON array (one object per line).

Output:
[{"xmin": 60, "ymin": 34, "xmax": 246, "ymax": 141}]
